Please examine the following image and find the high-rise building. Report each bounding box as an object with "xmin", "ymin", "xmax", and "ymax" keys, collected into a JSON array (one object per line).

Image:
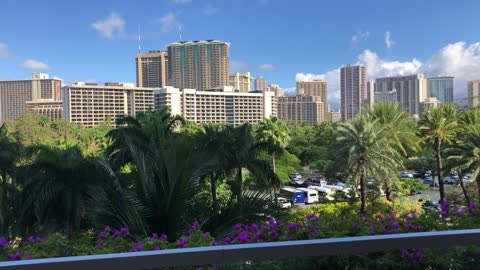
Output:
[
  {"xmin": 374, "ymin": 89, "xmax": 397, "ymax": 103},
  {"xmin": 0, "ymin": 73, "xmax": 61, "ymax": 123},
  {"xmin": 254, "ymin": 76, "xmax": 267, "ymax": 92},
  {"xmin": 367, "ymin": 80, "xmax": 375, "ymax": 107},
  {"xmin": 167, "ymin": 40, "xmax": 229, "ymax": 91},
  {"xmin": 135, "ymin": 50, "xmax": 169, "ymax": 88},
  {"xmin": 62, "ymin": 82, "xmax": 154, "ymax": 128},
  {"xmin": 420, "ymin": 97, "xmax": 441, "ymax": 114},
  {"xmin": 340, "ymin": 65, "xmax": 367, "ymax": 120},
  {"xmin": 468, "ymin": 80, "xmax": 480, "ymax": 108},
  {"xmin": 329, "ymin": 111, "xmax": 341, "ymax": 122},
  {"xmin": 277, "ymin": 95, "xmax": 325, "ymax": 124},
  {"xmin": 428, "ymin": 76, "xmax": 454, "ymax": 103},
  {"xmin": 154, "ymin": 86, "xmax": 276, "ymax": 126},
  {"xmin": 228, "ymin": 72, "xmax": 253, "ymax": 93},
  {"xmin": 268, "ymin": 84, "xmax": 283, "ymax": 97},
  {"xmin": 375, "ymin": 74, "xmax": 428, "ymax": 116},
  {"xmin": 26, "ymin": 100, "xmax": 63, "ymax": 121},
  {"xmin": 296, "ymin": 80, "xmax": 328, "ymax": 120}
]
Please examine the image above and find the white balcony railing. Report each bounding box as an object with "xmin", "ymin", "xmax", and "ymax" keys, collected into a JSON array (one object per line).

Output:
[{"xmin": 1, "ymin": 229, "xmax": 480, "ymax": 270}]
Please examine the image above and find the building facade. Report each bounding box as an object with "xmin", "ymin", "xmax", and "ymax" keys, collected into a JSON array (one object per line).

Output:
[
  {"xmin": 154, "ymin": 86, "xmax": 276, "ymax": 126},
  {"xmin": 420, "ymin": 97, "xmax": 441, "ymax": 114},
  {"xmin": 428, "ymin": 76, "xmax": 454, "ymax": 104},
  {"xmin": 375, "ymin": 74, "xmax": 428, "ymax": 116},
  {"xmin": 374, "ymin": 89, "xmax": 397, "ymax": 103},
  {"xmin": 268, "ymin": 84, "xmax": 283, "ymax": 96},
  {"xmin": 468, "ymin": 80, "xmax": 480, "ymax": 108},
  {"xmin": 26, "ymin": 100, "xmax": 63, "ymax": 121},
  {"xmin": 340, "ymin": 65, "xmax": 367, "ymax": 120},
  {"xmin": 254, "ymin": 76, "xmax": 267, "ymax": 92},
  {"xmin": 277, "ymin": 95, "xmax": 325, "ymax": 124},
  {"xmin": 296, "ymin": 80, "xmax": 328, "ymax": 121},
  {"xmin": 135, "ymin": 50, "xmax": 169, "ymax": 88},
  {"xmin": 329, "ymin": 111, "xmax": 341, "ymax": 122},
  {"xmin": 167, "ymin": 40, "xmax": 229, "ymax": 91},
  {"xmin": 62, "ymin": 82, "xmax": 154, "ymax": 128},
  {"xmin": 0, "ymin": 73, "xmax": 61, "ymax": 123},
  {"xmin": 228, "ymin": 72, "xmax": 253, "ymax": 93},
  {"xmin": 367, "ymin": 80, "xmax": 375, "ymax": 107}
]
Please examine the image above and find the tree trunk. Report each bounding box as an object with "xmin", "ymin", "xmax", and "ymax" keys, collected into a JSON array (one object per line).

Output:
[
  {"xmin": 272, "ymin": 151, "xmax": 276, "ymax": 174},
  {"xmin": 236, "ymin": 167, "xmax": 242, "ymax": 201},
  {"xmin": 476, "ymin": 174, "xmax": 480, "ymax": 205},
  {"xmin": 436, "ymin": 138, "xmax": 445, "ymax": 203},
  {"xmin": 457, "ymin": 171, "xmax": 471, "ymax": 207},
  {"xmin": 360, "ymin": 174, "xmax": 366, "ymax": 214},
  {"xmin": 210, "ymin": 172, "xmax": 218, "ymax": 212},
  {"xmin": 385, "ymin": 187, "xmax": 392, "ymax": 202},
  {"xmin": 1, "ymin": 172, "xmax": 7, "ymax": 235}
]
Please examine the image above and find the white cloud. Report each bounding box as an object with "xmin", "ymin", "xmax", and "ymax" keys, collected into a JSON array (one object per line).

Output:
[
  {"xmin": 92, "ymin": 12, "xmax": 126, "ymax": 39},
  {"xmin": 283, "ymin": 87, "xmax": 296, "ymax": 96},
  {"xmin": 0, "ymin": 43, "xmax": 13, "ymax": 58},
  {"xmin": 203, "ymin": 3, "xmax": 218, "ymax": 15},
  {"xmin": 230, "ymin": 60, "xmax": 250, "ymax": 72},
  {"xmin": 385, "ymin": 31, "xmax": 395, "ymax": 49},
  {"xmin": 157, "ymin": 13, "xmax": 181, "ymax": 33},
  {"xmin": 351, "ymin": 31, "xmax": 370, "ymax": 44},
  {"xmin": 172, "ymin": 0, "xmax": 191, "ymax": 4},
  {"xmin": 21, "ymin": 59, "xmax": 52, "ymax": 71},
  {"xmin": 258, "ymin": 63, "xmax": 277, "ymax": 71},
  {"xmin": 295, "ymin": 41, "xmax": 480, "ymax": 110}
]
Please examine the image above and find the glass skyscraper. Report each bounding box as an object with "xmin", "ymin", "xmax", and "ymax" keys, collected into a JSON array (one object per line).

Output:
[{"xmin": 428, "ymin": 76, "xmax": 454, "ymax": 103}]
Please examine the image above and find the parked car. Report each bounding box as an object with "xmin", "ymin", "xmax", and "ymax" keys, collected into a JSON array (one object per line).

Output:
[
  {"xmin": 464, "ymin": 174, "xmax": 473, "ymax": 183},
  {"xmin": 304, "ymin": 178, "xmax": 326, "ymax": 187},
  {"xmin": 412, "ymin": 171, "xmax": 426, "ymax": 179},
  {"xmin": 399, "ymin": 172, "xmax": 414, "ymax": 178},
  {"xmin": 422, "ymin": 200, "xmax": 439, "ymax": 212},
  {"xmin": 444, "ymin": 176, "xmax": 459, "ymax": 184},
  {"xmin": 423, "ymin": 178, "xmax": 439, "ymax": 187},
  {"xmin": 276, "ymin": 197, "xmax": 292, "ymax": 209}
]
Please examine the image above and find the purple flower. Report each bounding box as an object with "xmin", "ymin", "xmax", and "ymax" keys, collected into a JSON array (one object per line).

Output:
[
  {"xmin": 405, "ymin": 214, "xmax": 417, "ymax": 221},
  {"xmin": 177, "ymin": 237, "xmax": 188, "ymax": 248},
  {"xmin": 120, "ymin": 227, "xmax": 129, "ymax": 236},
  {"xmin": 386, "ymin": 214, "xmax": 396, "ymax": 221},
  {"xmin": 288, "ymin": 223, "xmax": 301, "ymax": 231},
  {"xmin": 112, "ymin": 230, "xmax": 121, "ymax": 239},
  {"xmin": 414, "ymin": 248, "xmax": 425, "ymax": 262},
  {"xmin": 210, "ymin": 239, "xmax": 217, "ymax": 246},
  {"xmin": 0, "ymin": 238, "xmax": 8, "ymax": 248},
  {"xmin": 192, "ymin": 220, "xmax": 200, "ymax": 230},
  {"xmin": 8, "ymin": 252, "xmax": 22, "ymax": 261},
  {"xmin": 26, "ymin": 254, "xmax": 33, "ymax": 260},
  {"xmin": 306, "ymin": 213, "xmax": 316, "ymax": 221},
  {"xmin": 255, "ymin": 233, "xmax": 264, "ymax": 241},
  {"xmin": 104, "ymin": 226, "xmax": 111, "ymax": 233},
  {"xmin": 415, "ymin": 225, "xmax": 423, "ymax": 232},
  {"xmin": 470, "ymin": 202, "xmax": 477, "ymax": 210},
  {"xmin": 202, "ymin": 232, "xmax": 210, "ymax": 239},
  {"xmin": 97, "ymin": 241, "xmax": 104, "ymax": 250},
  {"xmin": 401, "ymin": 249, "xmax": 410, "ymax": 258},
  {"xmin": 35, "ymin": 236, "xmax": 42, "ymax": 243},
  {"xmin": 128, "ymin": 248, "xmax": 135, "ymax": 252},
  {"xmin": 234, "ymin": 231, "xmax": 249, "ymax": 243},
  {"xmin": 27, "ymin": 236, "xmax": 35, "ymax": 243},
  {"xmin": 369, "ymin": 230, "xmax": 376, "ymax": 236},
  {"xmin": 223, "ymin": 237, "xmax": 232, "ymax": 245},
  {"xmin": 135, "ymin": 242, "xmax": 143, "ymax": 252},
  {"xmin": 232, "ymin": 224, "xmax": 242, "ymax": 231},
  {"xmin": 352, "ymin": 221, "xmax": 359, "ymax": 230},
  {"xmin": 98, "ymin": 232, "xmax": 106, "ymax": 240},
  {"xmin": 160, "ymin": 234, "xmax": 168, "ymax": 241},
  {"xmin": 251, "ymin": 224, "xmax": 259, "ymax": 232},
  {"xmin": 392, "ymin": 222, "xmax": 400, "ymax": 230},
  {"xmin": 440, "ymin": 202, "xmax": 451, "ymax": 218},
  {"xmin": 188, "ymin": 228, "xmax": 194, "ymax": 235},
  {"xmin": 270, "ymin": 231, "xmax": 279, "ymax": 238},
  {"xmin": 151, "ymin": 233, "xmax": 159, "ymax": 240},
  {"xmin": 455, "ymin": 209, "xmax": 465, "ymax": 216},
  {"xmin": 406, "ymin": 223, "xmax": 414, "ymax": 231},
  {"xmin": 153, "ymin": 245, "xmax": 160, "ymax": 250}
]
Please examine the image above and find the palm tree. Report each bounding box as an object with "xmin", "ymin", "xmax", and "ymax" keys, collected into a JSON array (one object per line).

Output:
[
  {"xmin": 363, "ymin": 102, "xmax": 419, "ymax": 200},
  {"xmin": 337, "ymin": 114, "xmax": 402, "ymax": 213},
  {"xmin": 418, "ymin": 103, "xmax": 458, "ymax": 203},
  {"xmin": 255, "ymin": 117, "xmax": 290, "ymax": 173},
  {"xmin": 18, "ymin": 146, "xmax": 111, "ymax": 239}
]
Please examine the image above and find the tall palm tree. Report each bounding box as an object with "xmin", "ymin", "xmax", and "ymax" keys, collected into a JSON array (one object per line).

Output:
[
  {"xmin": 19, "ymin": 146, "xmax": 111, "ymax": 239},
  {"xmin": 337, "ymin": 114, "xmax": 402, "ymax": 213},
  {"xmin": 363, "ymin": 102, "xmax": 419, "ymax": 200},
  {"xmin": 255, "ymin": 117, "xmax": 290, "ymax": 173},
  {"xmin": 418, "ymin": 103, "xmax": 458, "ymax": 203}
]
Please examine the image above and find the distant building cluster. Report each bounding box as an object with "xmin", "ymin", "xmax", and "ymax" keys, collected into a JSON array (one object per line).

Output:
[{"xmin": 0, "ymin": 39, "xmax": 477, "ymax": 127}]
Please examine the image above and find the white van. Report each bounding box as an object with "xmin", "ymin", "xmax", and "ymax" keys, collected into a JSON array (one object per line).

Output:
[
  {"xmin": 296, "ymin": 188, "xmax": 319, "ymax": 204},
  {"xmin": 307, "ymin": 186, "xmax": 335, "ymax": 201}
]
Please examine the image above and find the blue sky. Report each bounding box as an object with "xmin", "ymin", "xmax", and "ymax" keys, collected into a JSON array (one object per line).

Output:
[{"xmin": 1, "ymin": 0, "xmax": 480, "ymax": 109}]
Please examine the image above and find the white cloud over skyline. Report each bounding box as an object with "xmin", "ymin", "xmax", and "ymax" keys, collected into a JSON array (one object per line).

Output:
[
  {"xmin": 21, "ymin": 59, "xmax": 52, "ymax": 71},
  {"xmin": 351, "ymin": 31, "xmax": 370, "ymax": 44},
  {"xmin": 295, "ymin": 41, "xmax": 480, "ymax": 110},
  {"xmin": 258, "ymin": 63, "xmax": 277, "ymax": 71},
  {"xmin": 157, "ymin": 13, "xmax": 181, "ymax": 33},
  {"xmin": 0, "ymin": 43, "xmax": 13, "ymax": 58},
  {"xmin": 385, "ymin": 31, "xmax": 395, "ymax": 49},
  {"xmin": 92, "ymin": 12, "xmax": 126, "ymax": 39}
]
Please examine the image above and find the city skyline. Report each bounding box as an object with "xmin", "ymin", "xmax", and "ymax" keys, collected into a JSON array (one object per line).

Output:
[{"xmin": 0, "ymin": 0, "xmax": 480, "ymax": 110}]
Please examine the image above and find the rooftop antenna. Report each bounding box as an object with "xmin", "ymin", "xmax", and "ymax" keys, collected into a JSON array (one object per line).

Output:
[
  {"xmin": 137, "ymin": 24, "xmax": 142, "ymax": 54},
  {"xmin": 179, "ymin": 23, "xmax": 183, "ymax": 41}
]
